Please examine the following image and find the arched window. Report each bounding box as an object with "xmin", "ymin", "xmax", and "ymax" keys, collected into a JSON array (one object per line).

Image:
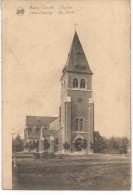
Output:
[
  {"xmin": 73, "ymin": 78, "xmax": 78, "ymax": 88},
  {"xmin": 80, "ymin": 79, "xmax": 85, "ymax": 88}
]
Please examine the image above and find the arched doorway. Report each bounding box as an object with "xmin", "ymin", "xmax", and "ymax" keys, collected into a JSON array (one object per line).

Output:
[{"xmin": 75, "ymin": 138, "xmax": 83, "ymax": 151}]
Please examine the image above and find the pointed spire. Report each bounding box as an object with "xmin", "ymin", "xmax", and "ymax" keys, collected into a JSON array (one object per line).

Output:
[{"xmin": 62, "ymin": 31, "xmax": 93, "ymax": 75}]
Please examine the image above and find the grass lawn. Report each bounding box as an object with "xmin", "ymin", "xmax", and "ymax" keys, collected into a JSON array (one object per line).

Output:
[{"xmin": 12, "ymin": 154, "xmax": 131, "ymax": 190}]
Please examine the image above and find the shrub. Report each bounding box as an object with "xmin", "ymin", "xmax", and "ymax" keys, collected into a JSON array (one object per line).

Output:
[
  {"xmin": 63, "ymin": 142, "xmax": 70, "ymax": 153},
  {"xmin": 56, "ymin": 154, "xmax": 64, "ymax": 159},
  {"xmin": 41, "ymin": 151, "xmax": 49, "ymax": 159},
  {"xmin": 41, "ymin": 152, "xmax": 56, "ymax": 159},
  {"xmin": 49, "ymin": 152, "xmax": 56, "ymax": 159},
  {"xmin": 33, "ymin": 153, "xmax": 40, "ymax": 159}
]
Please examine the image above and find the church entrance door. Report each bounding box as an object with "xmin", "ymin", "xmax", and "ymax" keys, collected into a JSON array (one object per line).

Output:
[{"xmin": 75, "ymin": 138, "xmax": 83, "ymax": 151}]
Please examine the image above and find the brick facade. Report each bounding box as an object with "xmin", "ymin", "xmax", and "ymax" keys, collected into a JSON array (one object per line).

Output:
[{"xmin": 24, "ymin": 31, "xmax": 94, "ymax": 154}]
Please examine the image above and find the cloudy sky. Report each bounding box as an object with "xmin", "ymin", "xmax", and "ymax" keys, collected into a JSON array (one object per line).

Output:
[{"xmin": 3, "ymin": 0, "xmax": 130, "ymax": 138}]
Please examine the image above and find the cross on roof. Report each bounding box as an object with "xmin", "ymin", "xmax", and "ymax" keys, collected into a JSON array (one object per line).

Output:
[{"xmin": 74, "ymin": 23, "xmax": 78, "ymax": 32}]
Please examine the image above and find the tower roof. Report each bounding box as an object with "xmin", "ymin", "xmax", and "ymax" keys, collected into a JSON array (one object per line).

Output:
[{"xmin": 62, "ymin": 31, "xmax": 93, "ymax": 75}]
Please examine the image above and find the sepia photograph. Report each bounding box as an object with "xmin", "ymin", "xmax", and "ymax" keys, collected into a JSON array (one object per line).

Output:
[{"xmin": 2, "ymin": 0, "xmax": 131, "ymax": 190}]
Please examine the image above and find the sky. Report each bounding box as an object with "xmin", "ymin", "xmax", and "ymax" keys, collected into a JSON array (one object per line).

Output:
[{"xmin": 3, "ymin": 0, "xmax": 130, "ymax": 138}]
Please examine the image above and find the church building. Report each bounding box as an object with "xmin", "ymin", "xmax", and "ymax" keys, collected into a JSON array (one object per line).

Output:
[{"xmin": 24, "ymin": 31, "xmax": 94, "ymax": 153}]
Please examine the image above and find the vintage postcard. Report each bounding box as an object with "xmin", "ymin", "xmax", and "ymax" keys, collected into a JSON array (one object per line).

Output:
[{"xmin": 2, "ymin": 0, "xmax": 131, "ymax": 190}]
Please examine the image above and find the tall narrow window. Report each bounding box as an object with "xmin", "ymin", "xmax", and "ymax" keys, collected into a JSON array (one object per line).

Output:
[
  {"xmin": 75, "ymin": 118, "xmax": 79, "ymax": 131},
  {"xmin": 73, "ymin": 78, "xmax": 78, "ymax": 88},
  {"xmin": 36, "ymin": 128, "xmax": 40, "ymax": 133},
  {"xmin": 80, "ymin": 79, "xmax": 85, "ymax": 88},
  {"xmin": 29, "ymin": 127, "xmax": 32, "ymax": 132},
  {"xmin": 80, "ymin": 119, "xmax": 83, "ymax": 131}
]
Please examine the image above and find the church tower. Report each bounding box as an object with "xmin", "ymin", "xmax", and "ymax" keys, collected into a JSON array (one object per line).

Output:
[{"xmin": 60, "ymin": 31, "xmax": 94, "ymax": 153}]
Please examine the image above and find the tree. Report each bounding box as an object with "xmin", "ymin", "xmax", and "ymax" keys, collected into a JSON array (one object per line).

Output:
[
  {"xmin": 90, "ymin": 131, "xmax": 106, "ymax": 153},
  {"xmin": 108, "ymin": 136, "xmax": 120, "ymax": 153},
  {"xmin": 12, "ymin": 135, "xmax": 24, "ymax": 152},
  {"xmin": 63, "ymin": 142, "xmax": 70, "ymax": 153},
  {"xmin": 108, "ymin": 136, "xmax": 128, "ymax": 154},
  {"xmin": 91, "ymin": 132, "xmax": 129, "ymax": 154},
  {"xmin": 44, "ymin": 139, "xmax": 50, "ymax": 150},
  {"xmin": 119, "ymin": 137, "xmax": 129, "ymax": 154}
]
